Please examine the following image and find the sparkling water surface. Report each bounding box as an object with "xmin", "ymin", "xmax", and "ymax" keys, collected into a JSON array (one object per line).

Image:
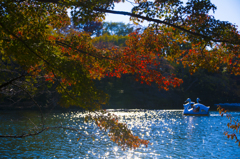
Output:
[{"xmin": 0, "ymin": 109, "xmax": 239, "ymax": 158}]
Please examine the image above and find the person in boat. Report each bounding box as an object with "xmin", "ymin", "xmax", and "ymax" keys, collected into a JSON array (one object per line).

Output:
[
  {"xmin": 191, "ymin": 103, "xmax": 195, "ymax": 109},
  {"xmin": 192, "ymin": 98, "xmax": 201, "ymax": 112},
  {"xmin": 193, "ymin": 106, "xmax": 200, "ymax": 112}
]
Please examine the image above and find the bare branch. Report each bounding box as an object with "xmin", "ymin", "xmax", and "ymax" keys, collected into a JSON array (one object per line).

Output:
[
  {"xmin": 184, "ymin": 78, "xmax": 198, "ymax": 92},
  {"xmin": 12, "ymin": 83, "xmax": 45, "ymax": 128},
  {"xmin": 0, "ymin": 125, "xmax": 90, "ymax": 138},
  {"xmin": 0, "ymin": 72, "xmax": 27, "ymax": 90}
]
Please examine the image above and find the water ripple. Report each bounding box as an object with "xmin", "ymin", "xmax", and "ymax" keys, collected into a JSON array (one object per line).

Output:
[{"xmin": 0, "ymin": 110, "xmax": 239, "ymax": 158}]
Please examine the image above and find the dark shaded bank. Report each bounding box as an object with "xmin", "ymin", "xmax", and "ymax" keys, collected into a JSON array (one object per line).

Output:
[
  {"xmin": 1, "ymin": 102, "xmax": 240, "ymax": 111},
  {"xmin": 213, "ymin": 104, "xmax": 240, "ymax": 111},
  {"xmin": 1, "ymin": 72, "xmax": 240, "ymax": 111},
  {"xmin": 0, "ymin": 100, "xmax": 85, "ymax": 111},
  {"xmin": 95, "ymin": 74, "xmax": 240, "ymax": 111},
  {"xmin": 0, "ymin": 104, "xmax": 83, "ymax": 111}
]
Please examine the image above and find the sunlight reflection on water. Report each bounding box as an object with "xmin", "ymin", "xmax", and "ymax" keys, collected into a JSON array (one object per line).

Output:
[{"xmin": 0, "ymin": 109, "xmax": 240, "ymax": 158}]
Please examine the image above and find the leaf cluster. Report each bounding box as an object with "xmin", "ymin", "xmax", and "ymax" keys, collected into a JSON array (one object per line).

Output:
[
  {"xmin": 86, "ymin": 110, "xmax": 149, "ymax": 150},
  {"xmin": 218, "ymin": 106, "xmax": 240, "ymax": 147}
]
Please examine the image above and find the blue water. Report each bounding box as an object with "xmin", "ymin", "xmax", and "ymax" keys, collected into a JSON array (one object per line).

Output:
[{"xmin": 0, "ymin": 110, "xmax": 239, "ymax": 158}]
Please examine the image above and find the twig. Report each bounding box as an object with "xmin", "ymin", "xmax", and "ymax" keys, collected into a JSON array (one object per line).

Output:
[
  {"xmin": 0, "ymin": 125, "xmax": 91, "ymax": 138},
  {"xmin": 0, "ymin": 72, "xmax": 27, "ymax": 89},
  {"xmin": 12, "ymin": 83, "xmax": 45, "ymax": 128}
]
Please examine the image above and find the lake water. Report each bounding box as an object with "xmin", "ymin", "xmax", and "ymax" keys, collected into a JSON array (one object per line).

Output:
[{"xmin": 0, "ymin": 109, "xmax": 239, "ymax": 158}]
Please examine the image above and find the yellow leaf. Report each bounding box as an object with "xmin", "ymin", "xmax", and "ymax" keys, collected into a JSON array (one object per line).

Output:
[{"xmin": 77, "ymin": 138, "xmax": 80, "ymax": 142}]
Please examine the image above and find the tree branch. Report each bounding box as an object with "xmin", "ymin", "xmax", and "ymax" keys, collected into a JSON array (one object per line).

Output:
[
  {"xmin": 0, "ymin": 72, "xmax": 27, "ymax": 90},
  {"xmin": 93, "ymin": 8, "xmax": 240, "ymax": 44},
  {"xmin": 14, "ymin": 0, "xmax": 237, "ymax": 44},
  {"xmin": 184, "ymin": 78, "xmax": 198, "ymax": 92},
  {"xmin": 0, "ymin": 22, "xmax": 57, "ymax": 71},
  {"xmin": 0, "ymin": 125, "xmax": 88, "ymax": 138},
  {"xmin": 12, "ymin": 83, "xmax": 45, "ymax": 127}
]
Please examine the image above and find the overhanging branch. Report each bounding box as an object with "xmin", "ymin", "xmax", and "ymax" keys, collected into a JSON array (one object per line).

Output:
[
  {"xmin": 0, "ymin": 125, "xmax": 88, "ymax": 138},
  {"xmin": 93, "ymin": 8, "xmax": 239, "ymax": 44},
  {"xmin": 0, "ymin": 72, "xmax": 27, "ymax": 89},
  {"xmin": 32, "ymin": 0, "xmax": 239, "ymax": 44}
]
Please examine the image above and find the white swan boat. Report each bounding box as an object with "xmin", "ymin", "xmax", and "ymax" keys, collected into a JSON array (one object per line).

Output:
[{"xmin": 183, "ymin": 98, "xmax": 210, "ymax": 116}]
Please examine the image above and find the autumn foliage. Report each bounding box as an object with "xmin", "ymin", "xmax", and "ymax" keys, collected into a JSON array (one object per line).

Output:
[
  {"xmin": 218, "ymin": 106, "xmax": 240, "ymax": 147},
  {"xmin": 1, "ymin": 0, "xmax": 240, "ymax": 149},
  {"xmin": 86, "ymin": 110, "xmax": 149, "ymax": 150}
]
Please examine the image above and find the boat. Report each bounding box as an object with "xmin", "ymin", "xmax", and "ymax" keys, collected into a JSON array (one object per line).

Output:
[{"xmin": 183, "ymin": 98, "xmax": 210, "ymax": 116}]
